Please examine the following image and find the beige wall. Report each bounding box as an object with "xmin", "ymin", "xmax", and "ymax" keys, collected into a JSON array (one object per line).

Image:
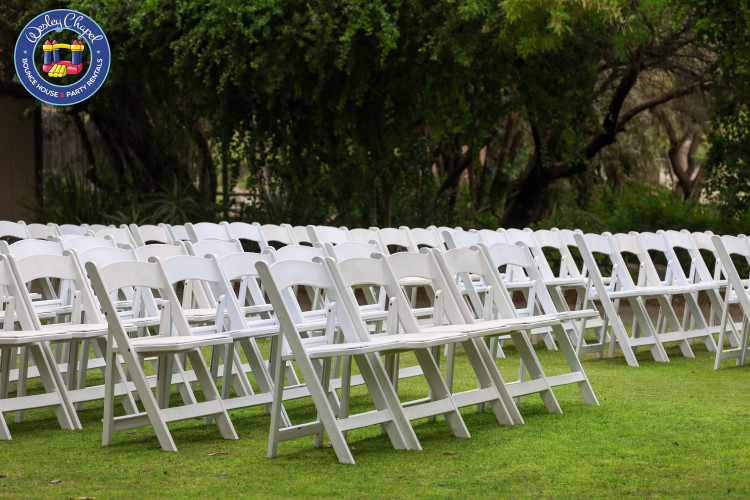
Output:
[{"xmin": 0, "ymin": 95, "xmax": 39, "ymax": 221}]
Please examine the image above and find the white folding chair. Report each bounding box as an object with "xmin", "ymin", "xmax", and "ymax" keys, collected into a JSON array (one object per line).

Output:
[
  {"xmin": 55, "ymin": 223, "xmax": 90, "ymax": 236},
  {"xmin": 662, "ymin": 229, "xmax": 741, "ymax": 352},
  {"xmin": 375, "ymin": 227, "xmax": 418, "ymax": 254},
  {"xmin": 574, "ymin": 232, "xmax": 701, "ymax": 366},
  {"xmin": 710, "ymin": 235, "xmax": 750, "ymax": 368},
  {"xmin": 257, "ymin": 257, "xmax": 422, "ymax": 464},
  {"xmin": 159, "ymin": 254, "xmax": 279, "ymax": 412},
  {"xmin": 86, "ymin": 259, "xmax": 238, "ymax": 451},
  {"xmin": 0, "ymin": 254, "xmax": 80, "ymax": 439},
  {"xmin": 348, "ymin": 227, "xmax": 380, "ymax": 246},
  {"xmin": 165, "ymin": 224, "xmax": 191, "ymax": 242},
  {"xmin": 353, "ymin": 251, "xmax": 521, "ymax": 425},
  {"xmin": 457, "ymin": 244, "xmax": 599, "ymax": 406},
  {"xmin": 8, "ymin": 251, "xmax": 138, "ymax": 421}
]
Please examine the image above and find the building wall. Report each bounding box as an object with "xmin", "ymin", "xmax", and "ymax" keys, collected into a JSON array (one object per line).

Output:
[{"xmin": 0, "ymin": 95, "xmax": 40, "ymax": 221}]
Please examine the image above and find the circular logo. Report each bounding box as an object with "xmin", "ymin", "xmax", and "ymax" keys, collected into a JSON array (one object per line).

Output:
[{"xmin": 14, "ymin": 10, "xmax": 110, "ymax": 105}]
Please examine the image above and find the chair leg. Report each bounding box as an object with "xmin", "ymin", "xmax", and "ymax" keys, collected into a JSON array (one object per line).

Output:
[
  {"xmin": 413, "ymin": 349, "xmax": 470, "ymax": 438},
  {"xmin": 102, "ymin": 346, "xmax": 117, "ymax": 446},
  {"xmin": 14, "ymin": 346, "xmax": 30, "ymax": 423},
  {"xmin": 31, "ymin": 343, "xmax": 79, "ymax": 431},
  {"xmin": 187, "ymin": 350, "xmax": 237, "ymax": 441}
]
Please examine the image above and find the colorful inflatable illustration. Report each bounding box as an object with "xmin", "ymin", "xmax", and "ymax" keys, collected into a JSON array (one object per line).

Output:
[{"xmin": 42, "ymin": 39, "xmax": 85, "ymax": 77}]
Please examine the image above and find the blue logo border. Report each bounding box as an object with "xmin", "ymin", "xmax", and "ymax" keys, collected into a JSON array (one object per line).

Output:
[{"xmin": 14, "ymin": 9, "xmax": 111, "ymax": 106}]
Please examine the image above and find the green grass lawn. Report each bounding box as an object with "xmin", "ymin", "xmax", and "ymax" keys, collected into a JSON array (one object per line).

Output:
[{"xmin": 1, "ymin": 341, "xmax": 749, "ymax": 498}]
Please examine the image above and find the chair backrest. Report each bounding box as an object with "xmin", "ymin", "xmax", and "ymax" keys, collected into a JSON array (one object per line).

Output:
[
  {"xmin": 55, "ymin": 235, "xmax": 117, "ymax": 254},
  {"xmin": 75, "ymin": 245, "xmax": 138, "ymax": 269},
  {"xmin": 376, "ymin": 227, "xmax": 417, "ymax": 254},
  {"xmin": 9, "ymin": 251, "xmax": 104, "ymax": 327},
  {"xmin": 434, "ymin": 226, "xmax": 461, "ymax": 244},
  {"xmin": 0, "ymin": 238, "xmax": 64, "ymax": 258},
  {"xmin": 86, "ymin": 259, "xmax": 192, "ymax": 341},
  {"xmin": 473, "ymin": 229, "xmax": 508, "ymax": 246},
  {"xmin": 218, "ymin": 251, "xmax": 274, "ymax": 310},
  {"xmin": 306, "ymin": 225, "xmax": 351, "ymax": 245},
  {"xmin": 223, "ymin": 221, "xmax": 269, "ymax": 251},
  {"xmin": 26, "ymin": 222, "xmax": 58, "ymax": 240},
  {"xmin": 323, "ymin": 240, "xmax": 384, "ymax": 262},
  {"xmin": 56, "ymin": 223, "xmax": 90, "ymax": 236},
  {"xmin": 662, "ymin": 229, "xmax": 715, "ymax": 284},
  {"xmin": 260, "ymin": 223, "xmax": 297, "ymax": 246},
  {"xmin": 384, "ymin": 251, "xmax": 468, "ymax": 327},
  {"xmin": 129, "ymin": 223, "xmax": 175, "ymax": 246},
  {"xmin": 610, "ymin": 232, "xmax": 663, "ymax": 287},
  {"xmin": 532, "ymin": 228, "xmax": 582, "ymax": 279},
  {"xmin": 433, "ymin": 246, "xmax": 518, "ymax": 321},
  {"xmin": 158, "ymin": 254, "xmax": 247, "ymax": 330},
  {"xmin": 257, "ymin": 257, "xmax": 360, "ymax": 344},
  {"xmin": 186, "ymin": 222, "xmax": 232, "ymax": 242},
  {"xmin": 0, "ymin": 220, "xmax": 29, "ymax": 241},
  {"xmin": 348, "ymin": 227, "xmax": 380, "ymax": 245},
  {"xmin": 165, "ymin": 224, "xmax": 191, "ymax": 242},
  {"xmin": 134, "ymin": 242, "xmax": 188, "ymax": 262},
  {"xmin": 574, "ymin": 232, "xmax": 636, "ymax": 291},
  {"xmin": 265, "ymin": 244, "xmax": 327, "ymax": 262},
  {"xmin": 88, "ymin": 225, "xmax": 138, "ymax": 247},
  {"xmin": 442, "ymin": 228, "xmax": 481, "ymax": 249},
  {"xmin": 291, "ymin": 225, "xmax": 312, "ymax": 245},
  {"xmin": 712, "ymin": 235, "xmax": 750, "ymax": 313},
  {"xmin": 408, "ymin": 227, "xmax": 444, "ymax": 250},
  {"xmin": 479, "ymin": 242, "xmax": 560, "ymax": 317},
  {"xmin": 187, "ymin": 238, "xmax": 244, "ymax": 258},
  {"xmin": 690, "ymin": 230, "xmax": 725, "ymax": 279}
]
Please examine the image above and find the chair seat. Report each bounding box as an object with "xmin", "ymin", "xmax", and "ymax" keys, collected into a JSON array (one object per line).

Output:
[
  {"xmin": 41, "ymin": 323, "xmax": 108, "ymax": 339},
  {"xmin": 544, "ymin": 277, "xmax": 587, "ymax": 288},
  {"xmin": 298, "ymin": 337, "xmax": 409, "ymax": 359},
  {"xmin": 118, "ymin": 333, "xmax": 232, "ymax": 355},
  {"xmin": 0, "ymin": 330, "xmax": 73, "ymax": 346}
]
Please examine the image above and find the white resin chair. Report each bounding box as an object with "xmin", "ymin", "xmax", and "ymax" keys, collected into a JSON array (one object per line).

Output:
[
  {"xmin": 86, "ymin": 259, "xmax": 238, "ymax": 451},
  {"xmin": 257, "ymin": 257, "xmax": 422, "ymax": 464},
  {"xmin": 710, "ymin": 235, "xmax": 750, "ymax": 368},
  {"xmin": 574, "ymin": 232, "xmax": 709, "ymax": 366},
  {"xmin": 0, "ymin": 254, "xmax": 81, "ymax": 439}
]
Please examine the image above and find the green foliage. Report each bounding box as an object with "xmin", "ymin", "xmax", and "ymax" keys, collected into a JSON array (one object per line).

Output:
[
  {"xmin": 29, "ymin": 169, "xmax": 215, "ymax": 225},
  {"xmin": 534, "ymin": 184, "xmax": 723, "ymax": 233}
]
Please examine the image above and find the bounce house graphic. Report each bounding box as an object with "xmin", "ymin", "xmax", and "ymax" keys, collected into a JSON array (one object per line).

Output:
[{"xmin": 42, "ymin": 39, "xmax": 85, "ymax": 77}]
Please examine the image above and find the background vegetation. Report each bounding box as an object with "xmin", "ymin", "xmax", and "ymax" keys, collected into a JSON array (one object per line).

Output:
[{"xmin": 2, "ymin": 0, "xmax": 749, "ymax": 230}]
